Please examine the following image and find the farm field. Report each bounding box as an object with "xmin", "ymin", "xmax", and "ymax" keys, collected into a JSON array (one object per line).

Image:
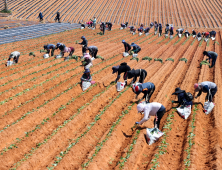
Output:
[
  {"xmin": 1, "ymin": 0, "xmax": 222, "ymax": 28},
  {"xmin": 0, "ymin": 26, "xmax": 221, "ymax": 170}
]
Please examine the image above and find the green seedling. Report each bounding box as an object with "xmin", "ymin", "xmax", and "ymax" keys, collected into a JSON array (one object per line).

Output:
[
  {"xmin": 165, "ymin": 58, "xmax": 174, "ymax": 62},
  {"xmin": 95, "ymin": 55, "xmax": 104, "ymax": 60},
  {"xmin": 200, "ymin": 60, "xmax": 210, "ymax": 67},
  {"xmin": 179, "ymin": 58, "xmax": 188, "ymax": 63},
  {"xmin": 142, "ymin": 56, "xmax": 152, "ymax": 62},
  {"xmin": 40, "ymin": 49, "xmax": 47, "ymax": 53},
  {"xmin": 214, "ymin": 41, "xmax": 219, "ymax": 45},
  {"xmin": 70, "ymin": 55, "xmax": 78, "ymax": 61},
  {"xmin": 75, "ymin": 40, "xmax": 79, "ymax": 44},
  {"xmin": 29, "ymin": 52, "xmax": 35, "ymax": 57},
  {"xmin": 154, "ymin": 58, "xmax": 163, "ymax": 63},
  {"xmin": 130, "ymin": 57, "xmax": 139, "ymax": 62}
]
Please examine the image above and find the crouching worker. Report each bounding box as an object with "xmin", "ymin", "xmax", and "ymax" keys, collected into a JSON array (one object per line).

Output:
[
  {"xmin": 127, "ymin": 69, "xmax": 147, "ymax": 85},
  {"xmin": 43, "ymin": 44, "xmax": 56, "ymax": 56},
  {"xmin": 202, "ymin": 32, "xmax": 210, "ymax": 42},
  {"xmin": 82, "ymin": 53, "xmax": 93, "ymax": 69},
  {"xmin": 122, "ymin": 40, "xmax": 131, "ymax": 53},
  {"xmin": 81, "ymin": 69, "xmax": 92, "ymax": 91},
  {"xmin": 203, "ymin": 51, "xmax": 218, "ymax": 68},
  {"xmin": 7, "ymin": 51, "xmax": 20, "ymax": 65},
  {"xmin": 133, "ymin": 82, "xmax": 155, "ymax": 103},
  {"xmin": 194, "ymin": 81, "xmax": 217, "ymax": 102},
  {"xmin": 130, "ymin": 43, "xmax": 141, "ymax": 54},
  {"xmin": 210, "ymin": 30, "xmax": 216, "ymax": 40},
  {"xmin": 86, "ymin": 46, "xmax": 98, "ymax": 59},
  {"xmin": 172, "ymin": 88, "xmax": 193, "ymax": 119},
  {"xmin": 136, "ymin": 102, "xmax": 166, "ymax": 129},
  {"xmin": 112, "ymin": 62, "xmax": 131, "ymax": 85},
  {"xmin": 56, "ymin": 42, "xmax": 66, "ymax": 57},
  {"xmin": 63, "ymin": 46, "xmax": 75, "ymax": 60},
  {"xmin": 192, "ymin": 29, "xmax": 196, "ymax": 38},
  {"xmin": 184, "ymin": 30, "xmax": 190, "ymax": 38},
  {"xmin": 144, "ymin": 27, "xmax": 150, "ymax": 35}
]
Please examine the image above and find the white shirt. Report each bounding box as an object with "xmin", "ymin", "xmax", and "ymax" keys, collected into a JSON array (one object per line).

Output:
[
  {"xmin": 10, "ymin": 51, "xmax": 20, "ymax": 58},
  {"xmin": 139, "ymin": 102, "xmax": 162, "ymax": 125}
]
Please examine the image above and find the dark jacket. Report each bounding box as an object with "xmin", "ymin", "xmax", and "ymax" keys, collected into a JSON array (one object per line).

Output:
[
  {"xmin": 206, "ymin": 51, "xmax": 218, "ymax": 63},
  {"xmin": 197, "ymin": 32, "xmax": 201, "ymax": 37},
  {"xmin": 123, "ymin": 42, "xmax": 131, "ymax": 52},
  {"xmin": 81, "ymin": 73, "xmax": 92, "ymax": 82},
  {"xmin": 44, "ymin": 44, "xmax": 55, "ymax": 50},
  {"xmin": 56, "ymin": 43, "xmax": 65, "ymax": 51},
  {"xmin": 173, "ymin": 91, "xmax": 193, "ymax": 107},
  {"xmin": 116, "ymin": 63, "xmax": 131, "ymax": 82},
  {"xmin": 144, "ymin": 27, "xmax": 150, "ymax": 33},
  {"xmin": 192, "ymin": 30, "xmax": 196, "ymax": 35},
  {"xmin": 210, "ymin": 31, "xmax": 216, "ymax": 36},
  {"xmin": 136, "ymin": 82, "xmax": 155, "ymax": 99},
  {"xmin": 56, "ymin": 12, "xmax": 60, "ymax": 18},
  {"xmin": 80, "ymin": 38, "xmax": 88, "ymax": 47},
  {"xmin": 127, "ymin": 69, "xmax": 147, "ymax": 84},
  {"xmin": 39, "ymin": 12, "xmax": 43, "ymax": 19},
  {"xmin": 132, "ymin": 44, "xmax": 141, "ymax": 50}
]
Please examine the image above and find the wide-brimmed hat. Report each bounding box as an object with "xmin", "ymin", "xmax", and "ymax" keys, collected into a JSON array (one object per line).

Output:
[
  {"xmin": 134, "ymin": 84, "xmax": 142, "ymax": 94},
  {"xmin": 112, "ymin": 65, "xmax": 119, "ymax": 74},
  {"xmin": 122, "ymin": 40, "xmax": 125, "ymax": 43},
  {"xmin": 172, "ymin": 87, "xmax": 185, "ymax": 95}
]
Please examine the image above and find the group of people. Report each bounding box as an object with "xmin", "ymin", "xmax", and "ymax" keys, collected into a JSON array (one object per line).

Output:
[
  {"xmin": 122, "ymin": 40, "xmax": 141, "ymax": 54},
  {"xmin": 38, "ymin": 11, "xmax": 61, "ymax": 22},
  {"xmin": 80, "ymin": 17, "xmax": 112, "ymax": 35}
]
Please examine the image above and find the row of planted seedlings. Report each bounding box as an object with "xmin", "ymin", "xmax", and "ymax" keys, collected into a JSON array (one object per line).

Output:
[
  {"xmin": 185, "ymin": 37, "xmax": 216, "ymax": 168},
  {"xmin": 0, "ymin": 30, "xmax": 137, "ymax": 117},
  {"xmin": 0, "ymin": 49, "xmax": 137, "ymax": 159},
  {"xmin": 0, "ymin": 38, "xmax": 162, "ymax": 167},
  {"xmin": 80, "ymin": 39, "xmax": 194, "ymax": 169},
  {"xmin": 115, "ymin": 35, "xmax": 202, "ymax": 169},
  {"xmin": 152, "ymin": 35, "xmax": 207, "ymax": 169},
  {"xmin": 0, "ymin": 28, "xmax": 124, "ymax": 86},
  {"xmin": 0, "ymin": 29, "xmax": 128, "ymax": 102},
  {"xmin": 11, "ymin": 84, "xmax": 131, "ymax": 169},
  {"xmin": 0, "ymin": 51, "xmax": 127, "ymax": 130}
]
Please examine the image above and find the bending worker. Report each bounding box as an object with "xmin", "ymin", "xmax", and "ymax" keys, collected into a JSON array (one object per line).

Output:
[
  {"xmin": 127, "ymin": 69, "xmax": 147, "ymax": 85},
  {"xmin": 112, "ymin": 62, "xmax": 131, "ymax": 85},
  {"xmin": 203, "ymin": 51, "xmax": 218, "ymax": 68}
]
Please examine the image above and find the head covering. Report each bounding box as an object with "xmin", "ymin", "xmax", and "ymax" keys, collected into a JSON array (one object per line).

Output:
[
  {"xmin": 134, "ymin": 85, "xmax": 142, "ymax": 94},
  {"xmin": 131, "ymin": 42, "xmax": 135, "ymax": 46},
  {"xmin": 122, "ymin": 40, "xmax": 125, "ymax": 43},
  {"xmin": 194, "ymin": 83, "xmax": 200, "ymax": 92},
  {"xmin": 84, "ymin": 69, "xmax": 90, "ymax": 73},
  {"xmin": 112, "ymin": 65, "xmax": 119, "ymax": 74},
  {"xmin": 137, "ymin": 103, "xmax": 145, "ymax": 113},
  {"xmin": 43, "ymin": 45, "xmax": 47, "ymax": 49},
  {"xmin": 172, "ymin": 88, "xmax": 185, "ymax": 95},
  {"xmin": 81, "ymin": 36, "xmax": 85, "ymax": 39},
  {"xmin": 203, "ymin": 51, "xmax": 208, "ymax": 56}
]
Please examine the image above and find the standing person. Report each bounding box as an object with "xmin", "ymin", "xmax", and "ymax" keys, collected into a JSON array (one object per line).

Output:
[
  {"xmin": 136, "ymin": 102, "xmax": 166, "ymax": 129},
  {"xmin": 79, "ymin": 36, "xmax": 88, "ymax": 55},
  {"xmin": 100, "ymin": 22, "xmax": 106, "ymax": 35},
  {"xmin": 165, "ymin": 24, "xmax": 169, "ymax": 36},
  {"xmin": 172, "ymin": 88, "xmax": 193, "ymax": 107},
  {"xmin": 154, "ymin": 21, "xmax": 158, "ymax": 34},
  {"xmin": 122, "ymin": 40, "xmax": 131, "ymax": 53},
  {"xmin": 194, "ymin": 81, "xmax": 217, "ymax": 102},
  {"xmin": 38, "ymin": 12, "xmax": 43, "ymax": 22},
  {"xmin": 55, "ymin": 12, "xmax": 60, "ymax": 23},
  {"xmin": 43, "ymin": 44, "xmax": 56, "ymax": 56},
  {"xmin": 203, "ymin": 51, "xmax": 218, "ymax": 68},
  {"xmin": 127, "ymin": 69, "xmax": 147, "ymax": 84},
  {"xmin": 133, "ymin": 82, "xmax": 155, "ymax": 103},
  {"xmin": 169, "ymin": 26, "xmax": 174, "ymax": 39},
  {"xmin": 91, "ymin": 17, "xmax": 97, "ymax": 29},
  {"xmin": 158, "ymin": 23, "xmax": 162, "ymax": 36},
  {"xmin": 8, "ymin": 51, "xmax": 20, "ymax": 64},
  {"xmin": 131, "ymin": 43, "xmax": 141, "ymax": 54},
  {"xmin": 112, "ymin": 62, "xmax": 131, "ymax": 85},
  {"xmin": 86, "ymin": 46, "xmax": 98, "ymax": 59}
]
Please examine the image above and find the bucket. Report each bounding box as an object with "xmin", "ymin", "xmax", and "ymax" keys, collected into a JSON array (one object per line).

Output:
[
  {"xmin": 139, "ymin": 32, "xmax": 142, "ymax": 36},
  {"xmin": 132, "ymin": 54, "xmax": 138, "ymax": 58},
  {"xmin": 7, "ymin": 61, "xmax": 13, "ymax": 66},
  {"xmin": 43, "ymin": 54, "xmax": 49, "ymax": 58},
  {"xmin": 211, "ymin": 37, "xmax": 215, "ymax": 41},
  {"xmin": 178, "ymin": 34, "xmax": 182, "ymax": 38},
  {"xmin": 56, "ymin": 55, "xmax": 62, "ymax": 59},
  {"xmin": 80, "ymin": 27, "xmax": 84, "ymax": 30},
  {"xmin": 120, "ymin": 27, "xmax": 123, "ymax": 30},
  {"xmin": 145, "ymin": 33, "xmax": 149, "ymax": 36},
  {"xmin": 117, "ymin": 82, "xmax": 125, "ymax": 92},
  {"xmin": 123, "ymin": 52, "xmax": 129, "ymax": 57}
]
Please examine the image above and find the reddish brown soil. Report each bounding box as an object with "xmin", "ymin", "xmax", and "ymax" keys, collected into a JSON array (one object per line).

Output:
[{"xmin": 0, "ymin": 23, "xmax": 221, "ymax": 170}]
